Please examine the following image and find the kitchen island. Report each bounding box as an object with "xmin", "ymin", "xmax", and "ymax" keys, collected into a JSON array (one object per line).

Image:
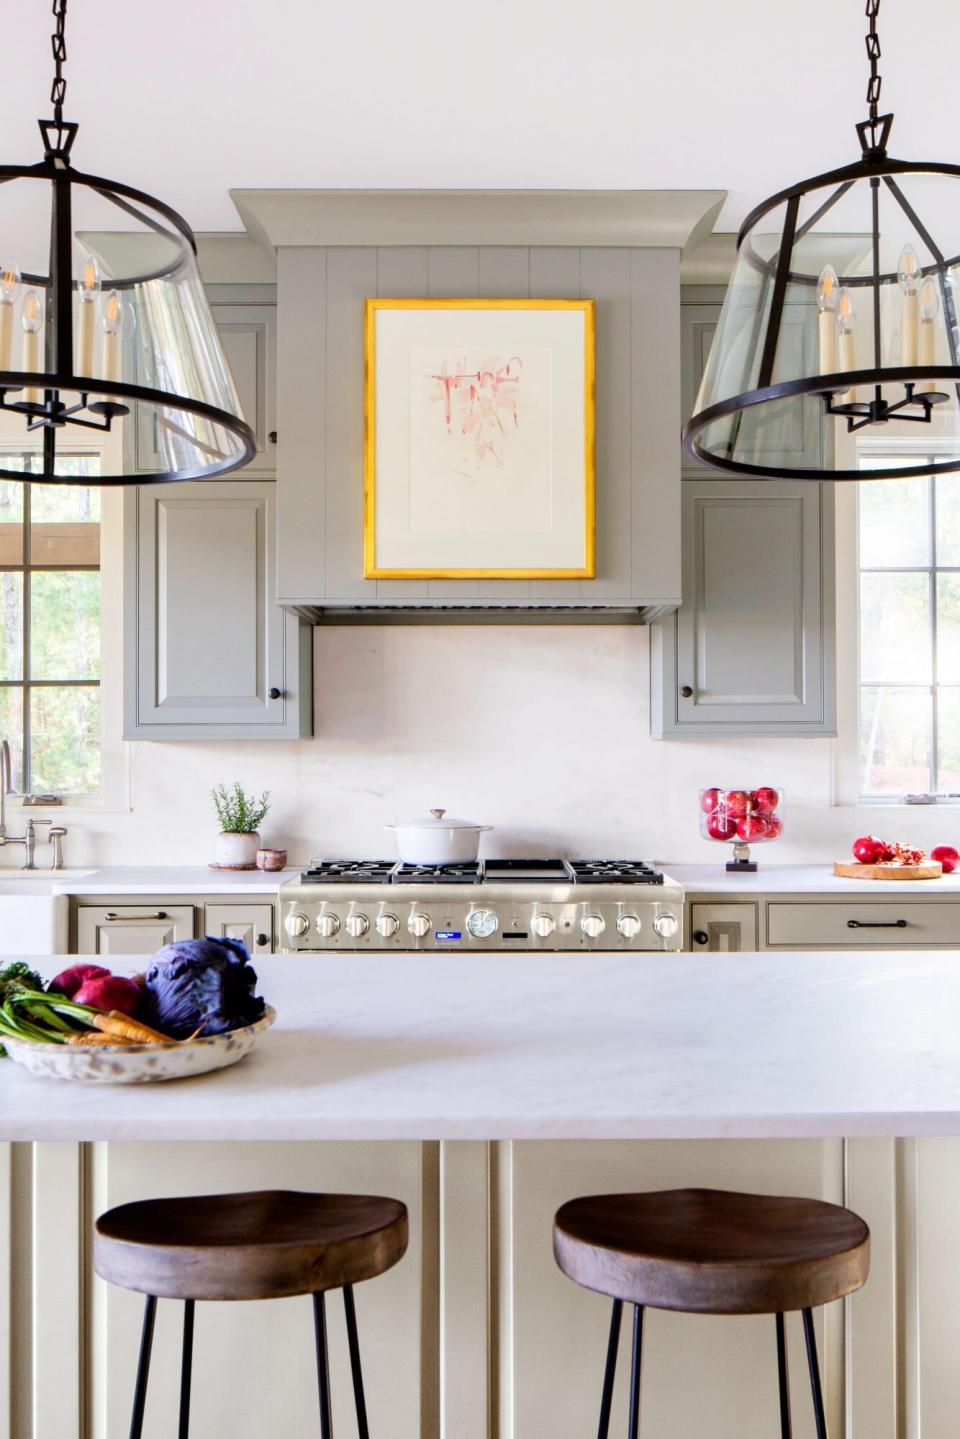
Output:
[{"xmin": 4, "ymin": 951, "xmax": 959, "ymax": 1439}]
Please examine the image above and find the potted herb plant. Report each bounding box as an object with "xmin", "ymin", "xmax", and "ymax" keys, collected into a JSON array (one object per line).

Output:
[{"xmin": 211, "ymin": 782, "xmax": 271, "ymax": 869}]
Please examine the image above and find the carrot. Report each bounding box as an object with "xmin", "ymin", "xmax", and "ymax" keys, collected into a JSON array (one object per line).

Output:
[
  {"xmin": 68, "ymin": 1031, "xmax": 139, "ymax": 1048},
  {"xmin": 91, "ymin": 1012, "xmax": 174, "ymax": 1045}
]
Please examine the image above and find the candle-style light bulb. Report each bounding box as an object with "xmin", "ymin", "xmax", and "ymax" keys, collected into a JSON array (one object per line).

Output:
[
  {"xmin": 817, "ymin": 264, "xmax": 839, "ymax": 376},
  {"xmin": 101, "ymin": 289, "xmax": 123, "ymax": 382},
  {"xmin": 899, "ymin": 244, "xmax": 922, "ymax": 366},
  {"xmin": 919, "ymin": 275, "xmax": 940, "ymax": 392},
  {"xmin": 77, "ymin": 256, "xmax": 100, "ymax": 380},
  {"xmin": 0, "ymin": 261, "xmax": 20, "ymax": 374},
  {"xmin": 21, "ymin": 289, "xmax": 43, "ymax": 405},
  {"xmin": 837, "ymin": 288, "xmax": 857, "ymax": 403}
]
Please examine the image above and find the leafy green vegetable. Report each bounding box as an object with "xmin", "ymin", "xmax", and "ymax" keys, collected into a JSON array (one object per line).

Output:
[
  {"xmin": 211, "ymin": 781, "xmax": 270, "ymax": 834},
  {"xmin": 0, "ymin": 961, "xmax": 44, "ymax": 1001}
]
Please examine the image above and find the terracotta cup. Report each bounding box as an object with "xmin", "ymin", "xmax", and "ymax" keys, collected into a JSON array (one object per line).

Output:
[{"xmin": 257, "ymin": 847, "xmax": 287, "ymax": 872}]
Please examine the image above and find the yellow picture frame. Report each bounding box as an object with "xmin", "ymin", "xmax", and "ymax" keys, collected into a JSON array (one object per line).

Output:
[{"xmin": 363, "ymin": 297, "xmax": 596, "ymax": 580}]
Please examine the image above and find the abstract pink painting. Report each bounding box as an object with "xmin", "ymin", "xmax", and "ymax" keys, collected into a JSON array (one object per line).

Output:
[{"xmin": 427, "ymin": 353, "xmax": 523, "ymax": 476}]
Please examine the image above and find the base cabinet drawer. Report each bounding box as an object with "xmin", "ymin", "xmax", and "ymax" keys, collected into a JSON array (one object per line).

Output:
[
  {"xmin": 203, "ymin": 903, "xmax": 274, "ymax": 953},
  {"xmin": 766, "ymin": 900, "xmax": 960, "ymax": 948},
  {"xmin": 77, "ymin": 905, "xmax": 195, "ymax": 955}
]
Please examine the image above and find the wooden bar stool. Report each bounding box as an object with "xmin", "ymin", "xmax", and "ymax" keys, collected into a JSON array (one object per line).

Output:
[
  {"xmin": 553, "ymin": 1187, "xmax": 870, "ymax": 1438},
  {"xmin": 94, "ymin": 1189, "xmax": 408, "ymax": 1439}
]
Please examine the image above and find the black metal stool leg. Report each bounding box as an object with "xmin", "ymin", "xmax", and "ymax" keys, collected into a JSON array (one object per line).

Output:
[
  {"xmin": 802, "ymin": 1308, "xmax": 829, "ymax": 1439},
  {"xmin": 776, "ymin": 1312, "xmax": 792, "ymax": 1439},
  {"xmin": 128, "ymin": 1294, "xmax": 157, "ymax": 1439},
  {"xmin": 596, "ymin": 1299, "xmax": 623, "ymax": 1439},
  {"xmin": 342, "ymin": 1285, "xmax": 370, "ymax": 1439},
  {"xmin": 178, "ymin": 1299, "xmax": 195, "ymax": 1439},
  {"xmin": 626, "ymin": 1305, "xmax": 644, "ymax": 1439},
  {"xmin": 313, "ymin": 1291, "xmax": 333, "ymax": 1438}
]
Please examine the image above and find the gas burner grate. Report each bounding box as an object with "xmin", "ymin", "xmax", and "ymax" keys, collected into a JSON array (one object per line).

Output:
[
  {"xmin": 569, "ymin": 861, "xmax": 664, "ymax": 885},
  {"xmin": 392, "ymin": 862, "xmax": 482, "ymax": 884},
  {"xmin": 301, "ymin": 861, "xmax": 397, "ymax": 884}
]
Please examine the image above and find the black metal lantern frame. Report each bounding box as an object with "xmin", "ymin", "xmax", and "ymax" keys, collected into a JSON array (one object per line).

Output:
[
  {"xmin": 682, "ymin": 0, "xmax": 960, "ymax": 482},
  {"xmin": 0, "ymin": 1, "xmax": 254, "ymax": 485}
]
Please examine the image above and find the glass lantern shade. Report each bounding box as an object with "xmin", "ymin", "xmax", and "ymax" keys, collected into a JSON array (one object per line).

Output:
[
  {"xmin": 682, "ymin": 155, "xmax": 960, "ymax": 481},
  {"xmin": 0, "ymin": 161, "xmax": 254, "ymax": 484}
]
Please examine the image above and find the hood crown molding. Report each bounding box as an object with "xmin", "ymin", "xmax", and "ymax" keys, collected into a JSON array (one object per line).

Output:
[{"xmin": 231, "ymin": 188, "xmax": 726, "ymax": 252}]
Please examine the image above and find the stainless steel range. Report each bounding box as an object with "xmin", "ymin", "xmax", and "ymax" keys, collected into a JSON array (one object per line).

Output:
[{"xmin": 279, "ymin": 859, "xmax": 683, "ymax": 952}]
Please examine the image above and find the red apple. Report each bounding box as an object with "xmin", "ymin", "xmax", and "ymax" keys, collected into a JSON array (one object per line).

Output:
[
  {"xmin": 752, "ymin": 786, "xmax": 780, "ymax": 816},
  {"xmin": 931, "ymin": 844, "xmax": 959, "ymax": 874},
  {"xmin": 852, "ymin": 835, "xmax": 887, "ymax": 865},
  {"xmin": 705, "ymin": 811, "xmax": 737, "ymax": 841},
  {"xmin": 765, "ymin": 816, "xmax": 784, "ymax": 839},
  {"xmin": 700, "ymin": 788, "xmax": 722, "ymax": 814},
  {"xmin": 723, "ymin": 790, "xmax": 752, "ymax": 819},
  {"xmin": 737, "ymin": 814, "xmax": 769, "ymax": 842}
]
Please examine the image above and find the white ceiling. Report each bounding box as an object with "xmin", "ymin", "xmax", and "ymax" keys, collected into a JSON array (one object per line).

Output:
[{"xmin": 6, "ymin": 0, "xmax": 957, "ymax": 239}]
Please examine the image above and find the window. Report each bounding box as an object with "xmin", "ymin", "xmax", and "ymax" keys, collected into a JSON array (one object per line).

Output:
[
  {"xmin": 0, "ymin": 454, "xmax": 101, "ymax": 796},
  {"xmin": 858, "ymin": 458, "xmax": 960, "ymax": 798}
]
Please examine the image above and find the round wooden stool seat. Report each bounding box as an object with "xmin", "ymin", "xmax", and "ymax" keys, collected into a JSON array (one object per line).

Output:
[
  {"xmin": 94, "ymin": 1189, "xmax": 409, "ymax": 1302},
  {"xmin": 554, "ymin": 1187, "xmax": 870, "ymax": 1315}
]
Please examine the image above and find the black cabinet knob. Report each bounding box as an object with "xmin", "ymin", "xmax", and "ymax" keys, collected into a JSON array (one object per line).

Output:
[
  {"xmin": 268, "ymin": 687, "xmax": 283, "ymax": 700},
  {"xmin": 680, "ymin": 685, "xmax": 694, "ymax": 698},
  {"xmin": 256, "ymin": 933, "xmax": 269, "ymax": 947},
  {"xmin": 693, "ymin": 930, "xmax": 709, "ymax": 945},
  {"xmin": 268, "ymin": 430, "xmax": 278, "ymax": 444}
]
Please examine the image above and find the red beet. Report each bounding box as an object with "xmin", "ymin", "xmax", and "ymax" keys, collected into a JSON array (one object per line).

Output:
[
  {"xmin": 48, "ymin": 963, "xmax": 111, "ymax": 998},
  {"xmin": 73, "ymin": 974, "xmax": 142, "ymax": 1017}
]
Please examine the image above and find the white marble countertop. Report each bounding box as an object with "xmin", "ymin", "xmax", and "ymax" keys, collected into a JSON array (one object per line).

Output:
[
  {"xmin": 0, "ymin": 866, "xmax": 298, "ymax": 895},
  {"xmin": 666, "ymin": 863, "xmax": 960, "ymax": 894},
  {"xmin": 4, "ymin": 950, "xmax": 960, "ymax": 1142}
]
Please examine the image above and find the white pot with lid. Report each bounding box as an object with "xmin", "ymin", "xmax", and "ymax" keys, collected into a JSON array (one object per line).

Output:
[{"xmin": 385, "ymin": 809, "xmax": 493, "ymax": 865}]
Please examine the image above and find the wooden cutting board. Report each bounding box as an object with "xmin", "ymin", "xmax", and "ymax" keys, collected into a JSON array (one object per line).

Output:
[{"xmin": 833, "ymin": 859, "xmax": 942, "ymax": 881}]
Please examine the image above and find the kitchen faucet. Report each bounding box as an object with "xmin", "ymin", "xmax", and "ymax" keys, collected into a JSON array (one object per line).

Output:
[{"xmin": 0, "ymin": 739, "xmax": 67, "ymax": 868}]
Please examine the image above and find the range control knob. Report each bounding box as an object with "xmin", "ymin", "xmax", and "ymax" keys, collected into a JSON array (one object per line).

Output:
[
  {"xmin": 376, "ymin": 913, "xmax": 400, "ymax": 939},
  {"xmin": 580, "ymin": 913, "xmax": 606, "ymax": 939},
  {"xmin": 467, "ymin": 907, "xmax": 498, "ymax": 939},
  {"xmin": 284, "ymin": 911, "xmax": 310, "ymax": 939},
  {"xmin": 617, "ymin": 914, "xmax": 642, "ymax": 939},
  {"xmin": 345, "ymin": 913, "xmax": 369, "ymax": 938},
  {"xmin": 531, "ymin": 912, "xmax": 556, "ymax": 938},
  {"xmin": 408, "ymin": 911, "xmax": 431, "ymax": 938},
  {"xmin": 316, "ymin": 912, "xmax": 340, "ymax": 938},
  {"xmin": 654, "ymin": 912, "xmax": 680, "ymax": 940}
]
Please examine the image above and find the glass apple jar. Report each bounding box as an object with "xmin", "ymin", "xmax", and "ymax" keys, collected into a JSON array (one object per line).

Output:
[{"xmin": 698, "ymin": 787, "xmax": 784, "ymax": 872}]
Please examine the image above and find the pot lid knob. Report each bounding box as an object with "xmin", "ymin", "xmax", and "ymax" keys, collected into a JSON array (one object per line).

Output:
[{"xmin": 430, "ymin": 808, "xmax": 446, "ymax": 819}]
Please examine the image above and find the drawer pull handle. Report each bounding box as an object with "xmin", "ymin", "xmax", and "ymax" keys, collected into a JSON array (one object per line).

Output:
[
  {"xmin": 105, "ymin": 911, "xmax": 168, "ymax": 922},
  {"xmin": 846, "ymin": 918, "xmax": 908, "ymax": 929}
]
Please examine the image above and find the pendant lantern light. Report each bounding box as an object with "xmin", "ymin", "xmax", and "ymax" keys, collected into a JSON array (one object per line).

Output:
[
  {"xmin": 0, "ymin": 0, "xmax": 254, "ymax": 484},
  {"xmin": 683, "ymin": 0, "xmax": 960, "ymax": 482}
]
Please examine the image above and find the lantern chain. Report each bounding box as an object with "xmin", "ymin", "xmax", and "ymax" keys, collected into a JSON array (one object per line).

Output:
[
  {"xmin": 865, "ymin": 0, "xmax": 882, "ymax": 121},
  {"xmin": 48, "ymin": 0, "xmax": 70, "ymax": 152}
]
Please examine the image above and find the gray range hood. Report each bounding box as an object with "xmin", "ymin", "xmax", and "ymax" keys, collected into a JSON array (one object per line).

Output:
[{"xmin": 233, "ymin": 189, "xmax": 726, "ymax": 622}]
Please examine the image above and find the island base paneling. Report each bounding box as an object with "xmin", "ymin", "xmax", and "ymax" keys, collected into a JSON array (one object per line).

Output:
[{"xmin": 2, "ymin": 1138, "xmax": 957, "ymax": 1438}]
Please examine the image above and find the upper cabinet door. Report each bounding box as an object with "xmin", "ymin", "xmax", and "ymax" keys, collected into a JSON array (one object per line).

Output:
[
  {"xmin": 132, "ymin": 302, "xmax": 277, "ymax": 476},
  {"xmin": 652, "ymin": 478, "xmax": 836, "ymax": 736},
  {"xmin": 124, "ymin": 481, "xmax": 312, "ymax": 739}
]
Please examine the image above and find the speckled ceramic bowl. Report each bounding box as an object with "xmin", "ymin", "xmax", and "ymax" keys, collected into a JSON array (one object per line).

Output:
[{"xmin": 2, "ymin": 1006, "xmax": 276, "ymax": 1084}]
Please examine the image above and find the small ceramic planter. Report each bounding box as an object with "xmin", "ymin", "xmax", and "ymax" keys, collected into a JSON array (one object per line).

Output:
[{"xmin": 214, "ymin": 831, "xmax": 260, "ymax": 870}]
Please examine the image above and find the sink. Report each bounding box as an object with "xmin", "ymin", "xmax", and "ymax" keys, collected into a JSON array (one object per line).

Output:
[{"xmin": 0, "ymin": 877, "xmax": 81, "ymax": 956}]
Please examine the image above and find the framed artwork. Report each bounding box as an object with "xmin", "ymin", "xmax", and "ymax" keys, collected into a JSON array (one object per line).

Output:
[{"xmin": 363, "ymin": 298, "xmax": 595, "ymax": 579}]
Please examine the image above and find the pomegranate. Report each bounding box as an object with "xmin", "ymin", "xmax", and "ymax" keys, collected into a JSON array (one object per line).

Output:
[
  {"xmin": 700, "ymin": 787, "xmax": 722, "ymax": 814},
  {"xmin": 705, "ymin": 811, "xmax": 737, "ymax": 841},
  {"xmin": 752, "ymin": 786, "xmax": 780, "ymax": 815},
  {"xmin": 931, "ymin": 844, "xmax": 959, "ymax": 874},
  {"xmin": 723, "ymin": 790, "xmax": 752, "ymax": 819},
  {"xmin": 851, "ymin": 835, "xmax": 887, "ymax": 865}
]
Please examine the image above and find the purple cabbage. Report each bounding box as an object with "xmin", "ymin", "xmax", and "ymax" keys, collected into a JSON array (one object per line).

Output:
[{"xmin": 144, "ymin": 937, "xmax": 265, "ymax": 1039}]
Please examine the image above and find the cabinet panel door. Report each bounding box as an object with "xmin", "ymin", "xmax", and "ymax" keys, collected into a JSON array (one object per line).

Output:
[
  {"xmin": 125, "ymin": 481, "xmax": 310, "ymax": 739},
  {"xmin": 90, "ymin": 1142, "xmax": 430, "ymax": 1439},
  {"xmin": 77, "ymin": 905, "xmax": 194, "ymax": 955},
  {"xmin": 688, "ymin": 902, "xmax": 759, "ymax": 951},
  {"xmin": 203, "ymin": 902, "xmax": 274, "ymax": 954},
  {"xmin": 657, "ymin": 478, "xmax": 834, "ymax": 734},
  {"xmin": 500, "ymin": 1140, "xmax": 842, "ymax": 1439}
]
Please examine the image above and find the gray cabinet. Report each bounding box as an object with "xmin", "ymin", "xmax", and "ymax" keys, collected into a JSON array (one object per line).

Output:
[
  {"xmin": 651, "ymin": 478, "xmax": 836, "ymax": 736},
  {"xmin": 132, "ymin": 296, "xmax": 277, "ymax": 476},
  {"xmin": 203, "ymin": 902, "xmax": 274, "ymax": 953},
  {"xmin": 688, "ymin": 902, "xmax": 759, "ymax": 952},
  {"xmin": 76, "ymin": 905, "xmax": 194, "ymax": 955},
  {"xmin": 123, "ymin": 480, "xmax": 312, "ymax": 740}
]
